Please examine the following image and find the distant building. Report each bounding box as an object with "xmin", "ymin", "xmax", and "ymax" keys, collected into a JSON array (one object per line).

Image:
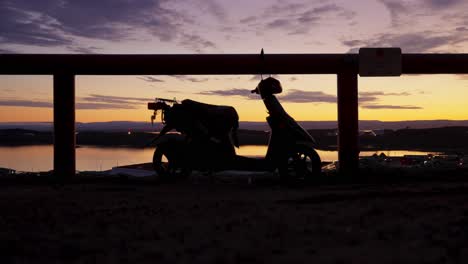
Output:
[{"xmin": 0, "ymin": 168, "xmax": 16, "ymax": 175}]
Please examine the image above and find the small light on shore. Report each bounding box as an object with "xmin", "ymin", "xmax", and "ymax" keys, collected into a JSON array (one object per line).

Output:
[{"xmin": 128, "ymin": 131, "xmax": 132, "ymax": 135}]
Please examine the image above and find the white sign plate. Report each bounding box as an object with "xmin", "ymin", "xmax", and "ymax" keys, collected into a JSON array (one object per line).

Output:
[{"xmin": 359, "ymin": 47, "xmax": 402, "ymax": 77}]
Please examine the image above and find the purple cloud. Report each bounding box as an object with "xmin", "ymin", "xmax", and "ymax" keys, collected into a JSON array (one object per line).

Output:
[
  {"xmin": 0, "ymin": 48, "xmax": 14, "ymax": 53},
  {"xmin": 360, "ymin": 91, "xmax": 411, "ymax": 96},
  {"xmin": 179, "ymin": 34, "xmax": 217, "ymax": 53},
  {"xmin": 199, "ymin": 87, "xmax": 422, "ymax": 109},
  {"xmin": 199, "ymin": 88, "xmax": 337, "ymax": 103},
  {"xmin": 0, "ymin": 94, "xmax": 155, "ymax": 110},
  {"xmin": 343, "ymin": 31, "xmax": 465, "ymax": 53},
  {"xmin": 81, "ymin": 94, "xmax": 153, "ymax": 104},
  {"xmin": 0, "ymin": 100, "xmax": 53, "ymax": 108},
  {"xmin": 425, "ymin": 0, "xmax": 464, "ymax": 8},
  {"xmin": 361, "ymin": 104, "xmax": 423, "ymax": 109},
  {"xmin": 279, "ymin": 89, "xmax": 336, "ymax": 103},
  {"xmin": 266, "ymin": 19, "xmax": 292, "ymax": 29},
  {"xmin": 254, "ymin": 2, "xmax": 356, "ymax": 36},
  {"xmin": 0, "ymin": 0, "xmax": 216, "ymax": 53},
  {"xmin": 67, "ymin": 46, "xmax": 102, "ymax": 54},
  {"xmin": 199, "ymin": 88, "xmax": 256, "ymax": 99},
  {"xmin": 0, "ymin": 3, "xmax": 72, "ymax": 47},
  {"xmin": 250, "ymin": 75, "xmax": 280, "ymax": 81},
  {"xmin": 379, "ymin": 0, "xmax": 411, "ymax": 27},
  {"xmin": 199, "ymin": 0, "xmax": 227, "ymax": 21},
  {"xmin": 137, "ymin": 76, "xmax": 165, "ymax": 83},
  {"xmin": 240, "ymin": 16, "xmax": 256, "ymax": 24},
  {"xmin": 457, "ymin": 74, "xmax": 468, "ymax": 80},
  {"xmin": 172, "ymin": 75, "xmax": 209, "ymax": 83}
]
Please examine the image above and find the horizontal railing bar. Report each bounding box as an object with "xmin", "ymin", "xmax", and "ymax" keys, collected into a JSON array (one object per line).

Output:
[
  {"xmin": 402, "ymin": 54, "xmax": 468, "ymax": 74},
  {"xmin": 1, "ymin": 53, "xmax": 467, "ymax": 75},
  {"xmin": 1, "ymin": 54, "xmax": 356, "ymax": 75}
]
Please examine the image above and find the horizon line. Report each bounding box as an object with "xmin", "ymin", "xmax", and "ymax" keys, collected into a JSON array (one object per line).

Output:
[{"xmin": 2, "ymin": 119, "xmax": 468, "ymax": 124}]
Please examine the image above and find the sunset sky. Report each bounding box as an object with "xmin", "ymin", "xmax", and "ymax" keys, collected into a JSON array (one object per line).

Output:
[{"xmin": 1, "ymin": 0, "xmax": 468, "ymax": 123}]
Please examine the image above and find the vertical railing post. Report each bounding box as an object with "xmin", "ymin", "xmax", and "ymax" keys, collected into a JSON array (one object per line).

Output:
[
  {"xmin": 337, "ymin": 71, "xmax": 359, "ymax": 174},
  {"xmin": 53, "ymin": 73, "xmax": 76, "ymax": 179}
]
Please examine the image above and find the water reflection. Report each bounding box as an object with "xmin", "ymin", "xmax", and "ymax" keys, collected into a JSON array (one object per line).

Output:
[
  {"xmin": 237, "ymin": 145, "xmax": 438, "ymax": 162},
  {"xmin": 0, "ymin": 145, "xmax": 439, "ymax": 172},
  {"xmin": 0, "ymin": 145, "xmax": 153, "ymax": 172}
]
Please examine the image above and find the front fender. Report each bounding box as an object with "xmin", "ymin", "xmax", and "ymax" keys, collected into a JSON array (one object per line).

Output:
[
  {"xmin": 154, "ymin": 134, "xmax": 187, "ymax": 164},
  {"xmin": 154, "ymin": 133, "xmax": 186, "ymax": 147}
]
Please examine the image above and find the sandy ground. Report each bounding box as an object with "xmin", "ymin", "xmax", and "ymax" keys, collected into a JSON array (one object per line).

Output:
[{"xmin": 1, "ymin": 174, "xmax": 468, "ymax": 264}]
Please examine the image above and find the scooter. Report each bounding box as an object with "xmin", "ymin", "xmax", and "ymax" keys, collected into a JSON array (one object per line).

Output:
[{"xmin": 147, "ymin": 77, "xmax": 322, "ymax": 181}]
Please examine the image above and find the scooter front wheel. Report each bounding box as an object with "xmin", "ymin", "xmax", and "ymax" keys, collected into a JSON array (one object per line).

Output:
[
  {"xmin": 153, "ymin": 147, "xmax": 191, "ymax": 180},
  {"xmin": 278, "ymin": 145, "xmax": 322, "ymax": 182}
]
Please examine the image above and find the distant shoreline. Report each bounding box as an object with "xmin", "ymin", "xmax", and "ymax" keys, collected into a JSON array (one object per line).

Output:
[{"xmin": 1, "ymin": 127, "xmax": 468, "ymax": 153}]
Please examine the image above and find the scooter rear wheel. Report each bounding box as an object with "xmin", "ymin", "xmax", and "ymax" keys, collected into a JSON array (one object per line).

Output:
[{"xmin": 278, "ymin": 145, "xmax": 322, "ymax": 182}]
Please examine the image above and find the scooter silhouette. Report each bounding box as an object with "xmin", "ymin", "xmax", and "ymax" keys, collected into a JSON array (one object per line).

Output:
[{"xmin": 148, "ymin": 77, "xmax": 322, "ymax": 181}]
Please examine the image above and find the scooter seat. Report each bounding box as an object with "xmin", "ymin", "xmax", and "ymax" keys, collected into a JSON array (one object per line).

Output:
[{"xmin": 180, "ymin": 100, "xmax": 240, "ymax": 145}]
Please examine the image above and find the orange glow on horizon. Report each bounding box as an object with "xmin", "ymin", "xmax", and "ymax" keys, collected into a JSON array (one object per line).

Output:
[{"xmin": 1, "ymin": 74, "xmax": 468, "ymax": 122}]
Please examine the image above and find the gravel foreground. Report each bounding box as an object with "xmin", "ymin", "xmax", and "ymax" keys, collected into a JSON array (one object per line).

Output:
[{"xmin": 1, "ymin": 176, "xmax": 468, "ymax": 264}]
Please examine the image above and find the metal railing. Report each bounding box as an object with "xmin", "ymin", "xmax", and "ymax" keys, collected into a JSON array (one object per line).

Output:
[{"xmin": 1, "ymin": 53, "xmax": 467, "ymax": 177}]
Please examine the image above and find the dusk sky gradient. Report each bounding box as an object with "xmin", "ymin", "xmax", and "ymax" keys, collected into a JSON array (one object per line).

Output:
[{"xmin": 1, "ymin": 0, "xmax": 468, "ymax": 122}]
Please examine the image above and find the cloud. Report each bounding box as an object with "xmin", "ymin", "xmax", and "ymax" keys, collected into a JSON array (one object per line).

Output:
[
  {"xmin": 77, "ymin": 103, "xmax": 137, "ymax": 110},
  {"xmin": 41, "ymin": 0, "xmax": 180, "ymax": 41},
  {"xmin": 361, "ymin": 104, "xmax": 423, "ymax": 109},
  {"xmin": 279, "ymin": 89, "xmax": 336, "ymax": 103},
  {"xmin": 360, "ymin": 91, "xmax": 411, "ymax": 97},
  {"xmin": 0, "ymin": 3, "xmax": 72, "ymax": 47},
  {"xmin": 171, "ymin": 75, "xmax": 209, "ymax": 82},
  {"xmin": 342, "ymin": 40, "xmax": 363, "ymax": 47},
  {"xmin": 298, "ymin": 4, "xmax": 350, "ymax": 23},
  {"xmin": 179, "ymin": 33, "xmax": 217, "ymax": 53},
  {"xmin": 0, "ymin": 48, "xmax": 14, "ymax": 53},
  {"xmin": 81, "ymin": 94, "xmax": 153, "ymax": 105},
  {"xmin": 199, "ymin": 86, "xmax": 423, "ymax": 110},
  {"xmin": 369, "ymin": 0, "xmax": 468, "ymax": 53},
  {"xmin": 0, "ymin": 99, "xmax": 53, "ymax": 108},
  {"xmin": 199, "ymin": 87, "xmax": 337, "ymax": 103},
  {"xmin": 343, "ymin": 31, "xmax": 466, "ymax": 53},
  {"xmin": 67, "ymin": 45, "xmax": 102, "ymax": 54},
  {"xmin": 240, "ymin": 16, "xmax": 256, "ymax": 24},
  {"xmin": 250, "ymin": 2, "xmax": 356, "ymax": 36},
  {"xmin": 359, "ymin": 91, "xmax": 412, "ymax": 104},
  {"xmin": 266, "ymin": 19, "xmax": 292, "ymax": 29},
  {"xmin": 457, "ymin": 74, "xmax": 468, "ymax": 80},
  {"xmin": 197, "ymin": 0, "xmax": 226, "ymax": 21},
  {"xmin": 199, "ymin": 88, "xmax": 256, "ymax": 99},
  {"xmin": 250, "ymin": 74, "xmax": 280, "ymax": 81},
  {"xmin": 424, "ymin": 0, "xmax": 464, "ymax": 8},
  {"xmin": 0, "ymin": 0, "xmax": 217, "ymax": 53},
  {"xmin": 0, "ymin": 94, "xmax": 155, "ymax": 110},
  {"xmin": 265, "ymin": 2, "xmax": 307, "ymax": 15},
  {"xmin": 137, "ymin": 76, "xmax": 165, "ymax": 83},
  {"xmin": 378, "ymin": 0, "xmax": 411, "ymax": 27}
]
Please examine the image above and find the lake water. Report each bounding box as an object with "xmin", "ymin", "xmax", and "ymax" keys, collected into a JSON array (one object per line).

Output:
[{"xmin": 0, "ymin": 145, "xmax": 439, "ymax": 172}]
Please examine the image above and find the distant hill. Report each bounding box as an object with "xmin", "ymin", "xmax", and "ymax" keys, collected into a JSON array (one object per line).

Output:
[{"xmin": 2, "ymin": 120, "xmax": 468, "ymax": 132}]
